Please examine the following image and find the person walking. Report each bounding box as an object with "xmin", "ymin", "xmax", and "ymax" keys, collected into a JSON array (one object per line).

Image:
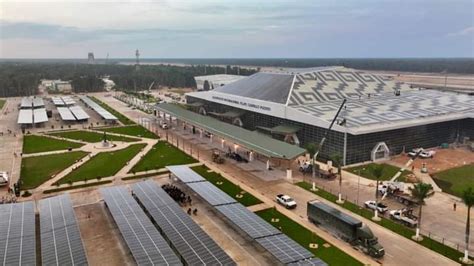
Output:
[{"xmin": 453, "ymin": 202, "xmax": 457, "ymax": 211}]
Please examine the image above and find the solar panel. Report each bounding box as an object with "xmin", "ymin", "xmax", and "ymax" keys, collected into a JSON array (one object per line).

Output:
[
  {"xmin": 215, "ymin": 204, "xmax": 281, "ymax": 239},
  {"xmin": 17, "ymin": 109, "xmax": 33, "ymax": 124},
  {"xmin": 33, "ymin": 98, "xmax": 45, "ymax": 107},
  {"xmin": 166, "ymin": 165, "xmax": 206, "ymax": 183},
  {"xmin": 187, "ymin": 181, "xmax": 237, "ymax": 206},
  {"xmin": 288, "ymin": 257, "xmax": 328, "ymax": 266},
  {"xmin": 0, "ymin": 202, "xmax": 36, "ymax": 265},
  {"xmin": 69, "ymin": 106, "xmax": 89, "ymax": 120},
  {"xmin": 132, "ymin": 180, "xmax": 236, "ymax": 266},
  {"xmin": 256, "ymin": 234, "xmax": 314, "ymax": 264},
  {"xmin": 52, "ymin": 97, "xmax": 65, "ymax": 106},
  {"xmin": 100, "ymin": 186, "xmax": 182, "ymax": 266},
  {"xmin": 79, "ymin": 96, "xmax": 117, "ymax": 121},
  {"xmin": 33, "ymin": 108, "xmax": 48, "ymax": 123},
  {"xmin": 20, "ymin": 98, "xmax": 33, "ymax": 108},
  {"xmin": 57, "ymin": 107, "xmax": 76, "ymax": 121},
  {"xmin": 39, "ymin": 194, "xmax": 88, "ymax": 266}
]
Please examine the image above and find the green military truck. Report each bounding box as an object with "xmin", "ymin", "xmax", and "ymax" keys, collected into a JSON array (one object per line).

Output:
[{"xmin": 307, "ymin": 200, "xmax": 385, "ymax": 258}]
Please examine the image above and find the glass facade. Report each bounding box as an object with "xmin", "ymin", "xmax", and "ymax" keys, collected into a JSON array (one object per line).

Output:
[{"xmin": 187, "ymin": 96, "xmax": 473, "ymax": 165}]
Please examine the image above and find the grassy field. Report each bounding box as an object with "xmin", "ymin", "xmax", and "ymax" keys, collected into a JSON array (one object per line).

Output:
[
  {"xmin": 346, "ymin": 163, "xmax": 414, "ymax": 182},
  {"xmin": 56, "ymin": 143, "xmax": 146, "ymax": 184},
  {"xmin": 0, "ymin": 99, "xmax": 5, "ymax": 110},
  {"xmin": 191, "ymin": 165, "xmax": 262, "ymax": 206},
  {"xmin": 296, "ymin": 181, "xmax": 468, "ymax": 263},
  {"xmin": 90, "ymin": 96, "xmax": 135, "ymax": 125},
  {"xmin": 256, "ymin": 208, "xmax": 363, "ymax": 266},
  {"xmin": 433, "ymin": 164, "xmax": 474, "ymax": 197},
  {"xmin": 20, "ymin": 151, "xmax": 89, "ymax": 189},
  {"xmin": 100, "ymin": 125, "xmax": 158, "ymax": 139},
  {"xmin": 23, "ymin": 135, "xmax": 85, "ymax": 154},
  {"xmin": 49, "ymin": 130, "xmax": 139, "ymax": 143},
  {"xmin": 130, "ymin": 141, "xmax": 196, "ymax": 173}
]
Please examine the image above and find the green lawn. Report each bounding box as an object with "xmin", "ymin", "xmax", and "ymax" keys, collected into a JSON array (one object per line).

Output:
[
  {"xmin": 296, "ymin": 181, "xmax": 468, "ymax": 263},
  {"xmin": 256, "ymin": 208, "xmax": 363, "ymax": 266},
  {"xmin": 100, "ymin": 125, "xmax": 158, "ymax": 139},
  {"xmin": 129, "ymin": 141, "xmax": 196, "ymax": 173},
  {"xmin": 48, "ymin": 130, "xmax": 139, "ymax": 143},
  {"xmin": 20, "ymin": 151, "xmax": 89, "ymax": 189},
  {"xmin": 191, "ymin": 165, "xmax": 262, "ymax": 206},
  {"xmin": 433, "ymin": 164, "xmax": 474, "ymax": 198},
  {"xmin": 90, "ymin": 96, "xmax": 135, "ymax": 125},
  {"xmin": 346, "ymin": 163, "xmax": 414, "ymax": 182},
  {"xmin": 0, "ymin": 99, "xmax": 5, "ymax": 110},
  {"xmin": 56, "ymin": 143, "xmax": 146, "ymax": 185},
  {"xmin": 23, "ymin": 135, "xmax": 85, "ymax": 154}
]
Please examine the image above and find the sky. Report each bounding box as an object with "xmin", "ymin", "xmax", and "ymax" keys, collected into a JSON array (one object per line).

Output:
[{"xmin": 0, "ymin": 0, "xmax": 473, "ymax": 58}]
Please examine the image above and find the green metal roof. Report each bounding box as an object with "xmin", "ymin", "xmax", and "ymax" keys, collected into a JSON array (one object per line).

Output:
[
  {"xmin": 156, "ymin": 103, "xmax": 306, "ymax": 160},
  {"xmin": 256, "ymin": 124, "xmax": 301, "ymax": 135}
]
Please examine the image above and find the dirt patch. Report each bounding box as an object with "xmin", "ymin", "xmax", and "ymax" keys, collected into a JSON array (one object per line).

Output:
[
  {"xmin": 75, "ymin": 202, "xmax": 134, "ymax": 266},
  {"xmin": 390, "ymin": 147, "xmax": 474, "ymax": 174}
]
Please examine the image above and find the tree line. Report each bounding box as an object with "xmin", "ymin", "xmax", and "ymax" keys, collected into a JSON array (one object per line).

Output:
[{"xmin": 0, "ymin": 62, "xmax": 256, "ymax": 97}]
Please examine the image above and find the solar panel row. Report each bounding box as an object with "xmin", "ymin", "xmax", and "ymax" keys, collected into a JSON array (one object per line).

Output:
[
  {"xmin": 100, "ymin": 186, "xmax": 182, "ymax": 266},
  {"xmin": 57, "ymin": 107, "xmax": 76, "ymax": 121},
  {"xmin": 39, "ymin": 194, "xmax": 88, "ymax": 266},
  {"xmin": 177, "ymin": 167, "xmax": 328, "ymax": 266},
  {"xmin": 166, "ymin": 165, "xmax": 206, "ymax": 183},
  {"xmin": 187, "ymin": 181, "xmax": 237, "ymax": 206},
  {"xmin": 79, "ymin": 96, "xmax": 118, "ymax": 120},
  {"xmin": 0, "ymin": 202, "xmax": 36, "ymax": 266},
  {"xmin": 132, "ymin": 180, "xmax": 236, "ymax": 266}
]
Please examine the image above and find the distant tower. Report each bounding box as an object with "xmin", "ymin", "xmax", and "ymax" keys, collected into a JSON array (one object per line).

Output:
[
  {"xmin": 105, "ymin": 52, "xmax": 109, "ymax": 64},
  {"xmin": 135, "ymin": 49, "xmax": 140, "ymax": 71},
  {"xmin": 88, "ymin": 52, "xmax": 95, "ymax": 64}
]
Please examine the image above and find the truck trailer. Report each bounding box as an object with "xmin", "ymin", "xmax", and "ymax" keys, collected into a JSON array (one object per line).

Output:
[{"xmin": 307, "ymin": 200, "xmax": 385, "ymax": 258}]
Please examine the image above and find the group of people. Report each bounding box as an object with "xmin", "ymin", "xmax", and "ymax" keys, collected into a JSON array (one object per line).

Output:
[
  {"xmin": 162, "ymin": 184, "xmax": 192, "ymax": 205},
  {"xmin": 1, "ymin": 195, "xmax": 17, "ymax": 204}
]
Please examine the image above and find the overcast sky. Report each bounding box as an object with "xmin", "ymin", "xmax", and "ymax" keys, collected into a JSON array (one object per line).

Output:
[{"xmin": 1, "ymin": 0, "xmax": 473, "ymax": 58}]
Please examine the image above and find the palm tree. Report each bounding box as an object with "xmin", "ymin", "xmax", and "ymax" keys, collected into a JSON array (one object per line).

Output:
[
  {"xmin": 305, "ymin": 143, "xmax": 318, "ymax": 179},
  {"xmin": 331, "ymin": 153, "xmax": 343, "ymax": 203},
  {"xmin": 461, "ymin": 187, "xmax": 474, "ymax": 263},
  {"xmin": 370, "ymin": 165, "xmax": 384, "ymax": 220},
  {"xmin": 409, "ymin": 182, "xmax": 434, "ymax": 240}
]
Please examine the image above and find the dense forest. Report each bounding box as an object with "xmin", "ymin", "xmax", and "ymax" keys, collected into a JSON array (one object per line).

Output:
[{"xmin": 0, "ymin": 62, "xmax": 256, "ymax": 97}]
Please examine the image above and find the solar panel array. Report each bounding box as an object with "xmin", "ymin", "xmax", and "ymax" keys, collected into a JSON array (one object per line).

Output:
[
  {"xmin": 69, "ymin": 106, "xmax": 90, "ymax": 120},
  {"xmin": 256, "ymin": 234, "xmax": 315, "ymax": 264},
  {"xmin": 215, "ymin": 203, "xmax": 281, "ymax": 239},
  {"xmin": 166, "ymin": 165, "xmax": 206, "ymax": 183},
  {"xmin": 0, "ymin": 202, "xmax": 36, "ymax": 265},
  {"xmin": 17, "ymin": 109, "xmax": 33, "ymax": 124},
  {"xmin": 39, "ymin": 194, "xmax": 88, "ymax": 266},
  {"xmin": 132, "ymin": 180, "xmax": 236, "ymax": 266},
  {"xmin": 33, "ymin": 108, "xmax": 48, "ymax": 123},
  {"xmin": 62, "ymin": 96, "xmax": 76, "ymax": 106},
  {"xmin": 20, "ymin": 98, "xmax": 33, "ymax": 108},
  {"xmin": 57, "ymin": 107, "xmax": 76, "ymax": 121},
  {"xmin": 52, "ymin": 97, "xmax": 65, "ymax": 106},
  {"xmin": 33, "ymin": 98, "xmax": 45, "ymax": 107},
  {"xmin": 177, "ymin": 167, "xmax": 328, "ymax": 266},
  {"xmin": 100, "ymin": 186, "xmax": 182, "ymax": 266},
  {"xmin": 79, "ymin": 96, "xmax": 118, "ymax": 120},
  {"xmin": 187, "ymin": 182, "xmax": 237, "ymax": 206}
]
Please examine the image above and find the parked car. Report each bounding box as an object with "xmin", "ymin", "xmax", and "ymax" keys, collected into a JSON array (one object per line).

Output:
[
  {"xmin": 276, "ymin": 194, "xmax": 297, "ymax": 209},
  {"xmin": 161, "ymin": 123, "xmax": 169, "ymax": 129},
  {"xmin": 364, "ymin": 200, "xmax": 388, "ymax": 213},
  {"xmin": 0, "ymin": 171, "xmax": 8, "ymax": 186},
  {"xmin": 389, "ymin": 208, "xmax": 418, "ymax": 227}
]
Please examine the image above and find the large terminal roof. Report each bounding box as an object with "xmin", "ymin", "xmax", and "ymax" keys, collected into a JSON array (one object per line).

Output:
[{"xmin": 187, "ymin": 67, "xmax": 474, "ymax": 135}]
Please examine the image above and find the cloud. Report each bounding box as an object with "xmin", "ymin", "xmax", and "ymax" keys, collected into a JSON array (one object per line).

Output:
[{"xmin": 447, "ymin": 26, "xmax": 474, "ymax": 37}]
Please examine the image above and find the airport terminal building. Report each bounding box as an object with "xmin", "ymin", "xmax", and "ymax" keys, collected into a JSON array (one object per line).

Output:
[{"xmin": 183, "ymin": 67, "xmax": 473, "ymax": 165}]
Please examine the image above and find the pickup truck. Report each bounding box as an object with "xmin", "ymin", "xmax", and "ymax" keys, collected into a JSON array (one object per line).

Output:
[
  {"xmin": 276, "ymin": 194, "xmax": 297, "ymax": 209},
  {"xmin": 390, "ymin": 209, "xmax": 418, "ymax": 227},
  {"xmin": 364, "ymin": 200, "xmax": 388, "ymax": 213}
]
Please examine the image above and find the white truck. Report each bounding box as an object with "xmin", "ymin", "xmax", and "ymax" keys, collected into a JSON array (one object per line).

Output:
[
  {"xmin": 0, "ymin": 171, "xmax": 8, "ymax": 186},
  {"xmin": 276, "ymin": 194, "xmax": 297, "ymax": 209},
  {"xmin": 389, "ymin": 208, "xmax": 418, "ymax": 227}
]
